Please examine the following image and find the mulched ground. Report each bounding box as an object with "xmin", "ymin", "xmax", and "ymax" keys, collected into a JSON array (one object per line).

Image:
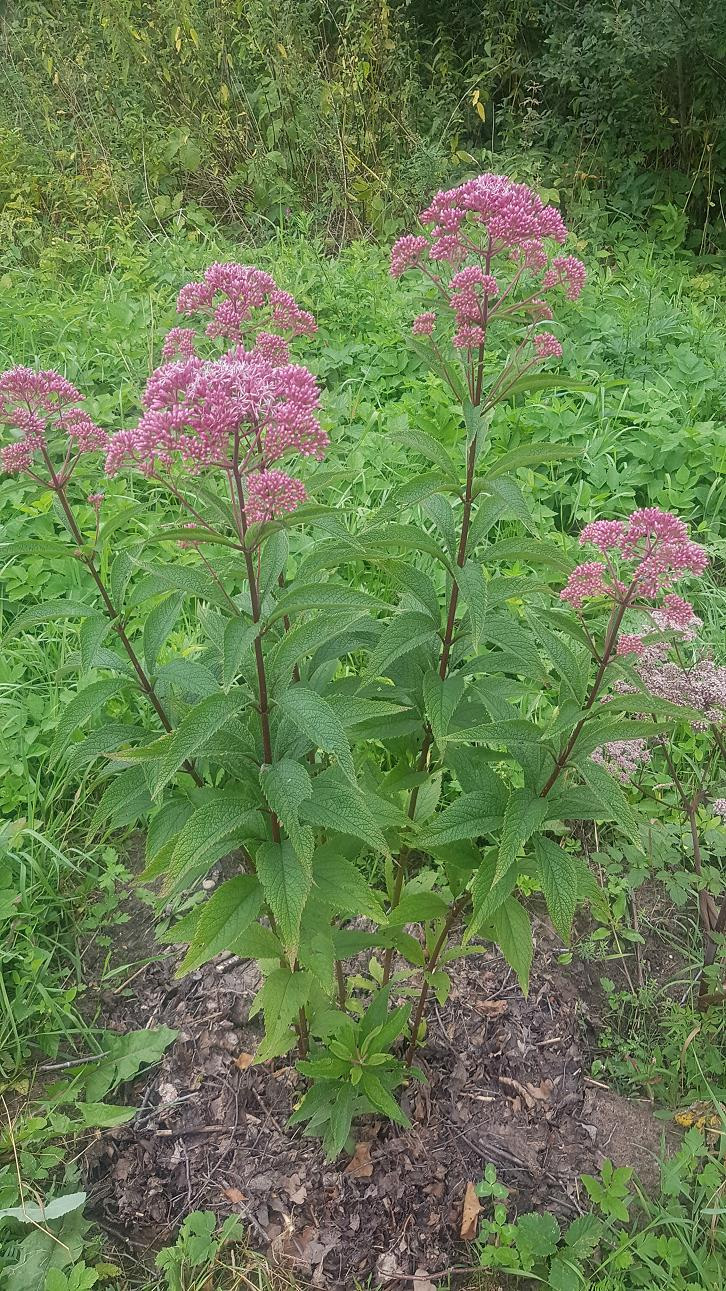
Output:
[{"xmin": 84, "ymin": 876, "xmax": 680, "ymax": 1288}]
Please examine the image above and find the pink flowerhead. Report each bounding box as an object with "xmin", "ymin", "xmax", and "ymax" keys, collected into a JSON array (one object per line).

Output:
[
  {"xmin": 162, "ymin": 327, "xmax": 197, "ymax": 361},
  {"xmin": 617, "ymin": 633, "xmax": 647, "ymax": 658},
  {"xmin": 0, "ymin": 366, "xmax": 106, "ymax": 475},
  {"xmin": 542, "ymin": 255, "xmax": 587, "ymax": 301},
  {"xmin": 87, "ymin": 492, "xmax": 105, "ymax": 510},
  {"xmin": 560, "ymin": 561, "xmax": 609, "ymax": 607},
  {"xmin": 712, "ymin": 798, "xmax": 726, "ymax": 819},
  {"xmin": 453, "ymin": 322, "xmax": 486, "ymax": 350},
  {"xmin": 176, "ymin": 263, "xmax": 316, "ymax": 344},
  {"xmin": 412, "ymin": 311, "xmax": 436, "ymax": 336},
  {"xmin": 533, "ymin": 331, "xmax": 563, "ymax": 359},
  {"xmin": 390, "ymin": 235, "xmax": 429, "ymax": 278},
  {"xmin": 579, "ymin": 520, "xmax": 626, "ymax": 552},
  {"xmin": 591, "ymin": 739, "xmax": 651, "ymax": 783},
  {"xmin": 254, "ymin": 331, "xmax": 290, "ymax": 365},
  {"xmin": 653, "ymin": 593, "xmax": 701, "ymax": 635},
  {"xmin": 246, "ymin": 470, "xmax": 306, "ymax": 524}
]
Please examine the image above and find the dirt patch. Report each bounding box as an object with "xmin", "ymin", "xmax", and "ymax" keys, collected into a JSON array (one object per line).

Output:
[{"xmin": 84, "ymin": 887, "xmax": 681, "ymax": 1288}]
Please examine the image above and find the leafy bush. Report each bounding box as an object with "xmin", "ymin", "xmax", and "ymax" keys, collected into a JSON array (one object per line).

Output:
[{"xmin": 1, "ymin": 173, "xmax": 722, "ymax": 1161}]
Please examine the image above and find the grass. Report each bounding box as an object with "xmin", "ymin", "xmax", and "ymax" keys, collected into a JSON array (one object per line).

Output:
[{"xmin": 0, "ymin": 206, "xmax": 724, "ymax": 1288}]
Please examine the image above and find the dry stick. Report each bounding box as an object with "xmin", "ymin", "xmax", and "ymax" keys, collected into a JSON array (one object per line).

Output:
[
  {"xmin": 381, "ymin": 437, "xmax": 478, "ymax": 987},
  {"xmin": 43, "ymin": 451, "xmax": 204, "ymax": 786}
]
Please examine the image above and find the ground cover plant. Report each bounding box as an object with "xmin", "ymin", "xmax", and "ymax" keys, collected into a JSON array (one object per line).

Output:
[{"xmin": 0, "ymin": 175, "xmax": 724, "ymax": 1289}]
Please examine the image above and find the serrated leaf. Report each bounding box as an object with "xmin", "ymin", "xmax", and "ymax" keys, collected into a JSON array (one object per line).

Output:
[
  {"xmin": 64, "ymin": 724, "xmax": 147, "ymax": 774},
  {"xmin": 484, "ymin": 476, "xmax": 536, "ymax": 533},
  {"xmin": 260, "ymin": 759, "xmax": 314, "ymax": 866},
  {"xmin": 492, "ymin": 897, "xmax": 533, "ymax": 993},
  {"xmin": 51, "ymin": 678, "xmax": 127, "ymax": 758},
  {"xmin": 525, "ymin": 609, "xmax": 588, "ymax": 705},
  {"xmin": 3, "ymin": 598, "xmax": 100, "ymax": 640},
  {"xmin": 177, "ymin": 876, "xmax": 263, "ymax": 975},
  {"xmin": 481, "ymin": 611, "xmax": 547, "ymax": 681},
  {"xmin": 155, "ymin": 658, "xmax": 220, "ymax": 700},
  {"xmin": 79, "ymin": 615, "xmax": 110, "ymax": 670},
  {"xmin": 455, "ymin": 563, "xmax": 488, "ymax": 648},
  {"xmin": 146, "ymin": 693, "xmax": 245, "ymax": 798},
  {"xmin": 483, "ymin": 537, "xmax": 573, "ymax": 575},
  {"xmin": 311, "ymin": 845, "xmax": 386, "ymax": 921},
  {"xmin": 143, "ymin": 591, "xmax": 184, "ymax": 672},
  {"xmin": 467, "ymin": 851, "xmax": 518, "ymax": 940},
  {"xmin": 484, "ymin": 443, "xmax": 581, "ymax": 478},
  {"xmin": 277, "ymin": 687, "xmax": 356, "ymax": 785},
  {"xmin": 249, "ymin": 966, "xmax": 311, "ymax": 1060},
  {"xmin": 376, "ymin": 471, "xmax": 454, "ymax": 523},
  {"xmin": 496, "ymin": 789, "xmax": 549, "ymax": 884},
  {"xmin": 390, "ymin": 427, "xmax": 457, "ymax": 477},
  {"xmin": 270, "ymin": 582, "xmax": 387, "ymax": 624},
  {"xmin": 110, "ymin": 550, "xmax": 135, "ymax": 605},
  {"xmin": 359, "ymin": 1072, "xmax": 410, "ymax": 1127},
  {"xmin": 387, "ymin": 890, "xmax": 449, "ymax": 924},
  {"xmin": 256, "ymin": 839, "xmax": 312, "ymax": 955},
  {"xmin": 578, "ymin": 758, "xmax": 643, "ymax": 848},
  {"xmin": 423, "ymin": 671, "xmax": 466, "ymax": 750},
  {"xmin": 162, "ymin": 793, "xmax": 261, "ymax": 894},
  {"xmin": 300, "ymin": 777, "xmax": 390, "ymax": 856},
  {"xmin": 417, "ymin": 788, "xmax": 505, "ymax": 849},
  {"xmin": 421, "ymin": 493, "xmax": 457, "ymax": 559},
  {"xmin": 88, "ymin": 766, "xmax": 151, "ymax": 835},
  {"xmin": 222, "ymin": 616, "xmax": 257, "ymax": 690},
  {"xmin": 533, "ymin": 836, "xmax": 578, "ymax": 942},
  {"xmin": 363, "ymin": 610, "xmax": 437, "ymax": 680},
  {"xmin": 269, "ymin": 610, "xmax": 366, "ymax": 685}
]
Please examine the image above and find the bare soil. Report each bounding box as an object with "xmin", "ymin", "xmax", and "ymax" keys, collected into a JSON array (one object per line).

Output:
[{"xmin": 84, "ymin": 869, "xmax": 681, "ymax": 1288}]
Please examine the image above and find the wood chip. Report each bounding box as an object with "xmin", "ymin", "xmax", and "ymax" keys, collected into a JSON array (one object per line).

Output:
[
  {"xmin": 344, "ymin": 1141, "xmax": 374, "ymax": 1179},
  {"xmin": 223, "ymin": 1187, "xmax": 246, "ymax": 1204},
  {"xmin": 460, "ymin": 1181, "xmax": 481, "ymax": 1240}
]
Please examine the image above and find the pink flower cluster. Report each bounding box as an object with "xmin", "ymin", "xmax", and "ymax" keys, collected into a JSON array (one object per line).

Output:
[
  {"xmin": 175, "ymin": 263, "xmax": 316, "ymax": 346},
  {"xmin": 561, "ymin": 509, "xmax": 708, "ymax": 609},
  {"xmin": 0, "ymin": 367, "xmax": 107, "ymax": 476},
  {"xmin": 591, "ymin": 738, "xmax": 651, "ymax": 783},
  {"xmin": 712, "ymin": 799, "xmax": 726, "ymax": 819},
  {"xmin": 246, "ymin": 469, "xmax": 307, "ymax": 524},
  {"xmin": 391, "ymin": 173, "xmax": 585, "ymax": 362}
]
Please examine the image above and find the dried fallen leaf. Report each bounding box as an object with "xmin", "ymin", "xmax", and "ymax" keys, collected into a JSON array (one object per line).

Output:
[
  {"xmin": 499, "ymin": 1075, "xmax": 536, "ymax": 1110},
  {"xmin": 223, "ymin": 1187, "xmax": 246, "ymax": 1204},
  {"xmin": 233, "ymin": 1052, "xmax": 255, "ymax": 1071},
  {"xmin": 460, "ymin": 1181, "xmax": 481, "ymax": 1240},
  {"xmin": 344, "ymin": 1141, "xmax": 374, "ymax": 1179},
  {"xmin": 476, "ymin": 998, "xmax": 509, "ymax": 1018}
]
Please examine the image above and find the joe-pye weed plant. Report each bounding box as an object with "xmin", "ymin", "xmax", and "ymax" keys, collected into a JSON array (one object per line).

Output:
[{"xmin": 0, "ymin": 175, "xmax": 719, "ymax": 1158}]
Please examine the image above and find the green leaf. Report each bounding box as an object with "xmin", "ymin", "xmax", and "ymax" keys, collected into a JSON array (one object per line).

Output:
[
  {"xmin": 484, "ymin": 443, "xmax": 582, "ymax": 478},
  {"xmin": 533, "ymin": 836, "xmax": 578, "ymax": 942},
  {"xmin": 364, "ymin": 611, "xmax": 438, "ymax": 679},
  {"xmin": 417, "ymin": 788, "xmax": 505, "ymax": 849},
  {"xmin": 162, "ymin": 794, "xmax": 261, "ymax": 894},
  {"xmin": 146, "ymin": 693, "xmax": 245, "ymax": 798},
  {"xmin": 325, "ymin": 1083, "xmax": 356, "ymax": 1159},
  {"xmin": 492, "ymin": 898, "xmax": 533, "ymax": 994},
  {"xmin": 387, "ymin": 890, "xmax": 449, "ymax": 925},
  {"xmin": 359, "ymin": 1073, "xmax": 410, "ymax": 1127},
  {"xmin": 496, "ymin": 373, "xmax": 594, "ymax": 402},
  {"xmin": 129, "ymin": 564, "xmax": 232, "ymax": 609},
  {"xmin": 0, "ymin": 1191, "xmax": 87, "ymax": 1224},
  {"xmin": 312, "ymin": 845, "xmax": 386, "ymax": 922},
  {"xmin": 376, "ymin": 471, "xmax": 454, "ymax": 523},
  {"xmin": 84, "ymin": 1026, "xmax": 177, "ymax": 1100},
  {"xmin": 249, "ymin": 967, "xmax": 311, "ymax": 1060},
  {"xmin": 384, "ymin": 561, "xmax": 440, "ymax": 621},
  {"xmin": 222, "ymin": 616, "xmax": 257, "ymax": 690},
  {"xmin": 482, "ymin": 476, "xmax": 536, "ymax": 533},
  {"xmin": 482, "ymin": 537, "xmax": 573, "ymax": 576},
  {"xmin": 257, "ymin": 529, "xmax": 289, "ymax": 602},
  {"xmin": 421, "ymin": 493, "xmax": 457, "ymax": 559},
  {"xmin": 525, "ymin": 609, "xmax": 589, "ymax": 706},
  {"xmin": 300, "ymin": 776, "xmax": 390, "ymax": 856},
  {"xmin": 269, "ymin": 610, "xmax": 367, "ymax": 685},
  {"xmin": 446, "ymin": 718, "xmax": 543, "ymax": 749},
  {"xmin": 260, "ymin": 759, "xmax": 314, "ymax": 866},
  {"xmin": 496, "ymin": 789, "xmax": 549, "ymax": 884},
  {"xmin": 359, "ymin": 521, "xmax": 453, "ymax": 570},
  {"xmin": 155, "ymin": 658, "xmax": 220, "ymax": 700},
  {"xmin": 269, "ymin": 583, "xmax": 386, "ymax": 625},
  {"xmin": 51, "ymin": 678, "xmax": 127, "ymax": 758},
  {"xmin": 3, "ymin": 599, "xmax": 101, "ymax": 641},
  {"xmin": 578, "ymin": 758, "xmax": 643, "ymax": 848},
  {"xmin": 594, "ymin": 692, "xmax": 703, "ymax": 724},
  {"xmin": 514, "ymin": 1211, "xmax": 561, "ymax": 1258},
  {"xmin": 110, "ymin": 550, "xmax": 135, "ymax": 605},
  {"xmin": 326, "ymin": 695, "xmax": 409, "ymax": 729},
  {"xmin": 88, "ymin": 766, "xmax": 151, "ymax": 835},
  {"xmin": 79, "ymin": 615, "xmax": 110, "ymax": 670},
  {"xmin": 480, "ymin": 611, "xmax": 547, "ymax": 681},
  {"xmin": 277, "ymin": 687, "xmax": 356, "ymax": 785},
  {"xmin": 143, "ymin": 592, "xmax": 184, "ymax": 672},
  {"xmin": 390, "ymin": 427, "xmax": 457, "ymax": 477},
  {"xmin": 423, "ymin": 671, "xmax": 465, "ymax": 750},
  {"xmin": 455, "ymin": 563, "xmax": 488, "ymax": 648},
  {"xmin": 467, "ymin": 851, "xmax": 518, "ymax": 939},
  {"xmin": 177, "ymin": 877, "xmax": 263, "ymax": 975},
  {"xmin": 64, "ymin": 724, "xmax": 147, "ymax": 774},
  {"xmin": 256, "ymin": 839, "xmax": 312, "ymax": 955}
]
